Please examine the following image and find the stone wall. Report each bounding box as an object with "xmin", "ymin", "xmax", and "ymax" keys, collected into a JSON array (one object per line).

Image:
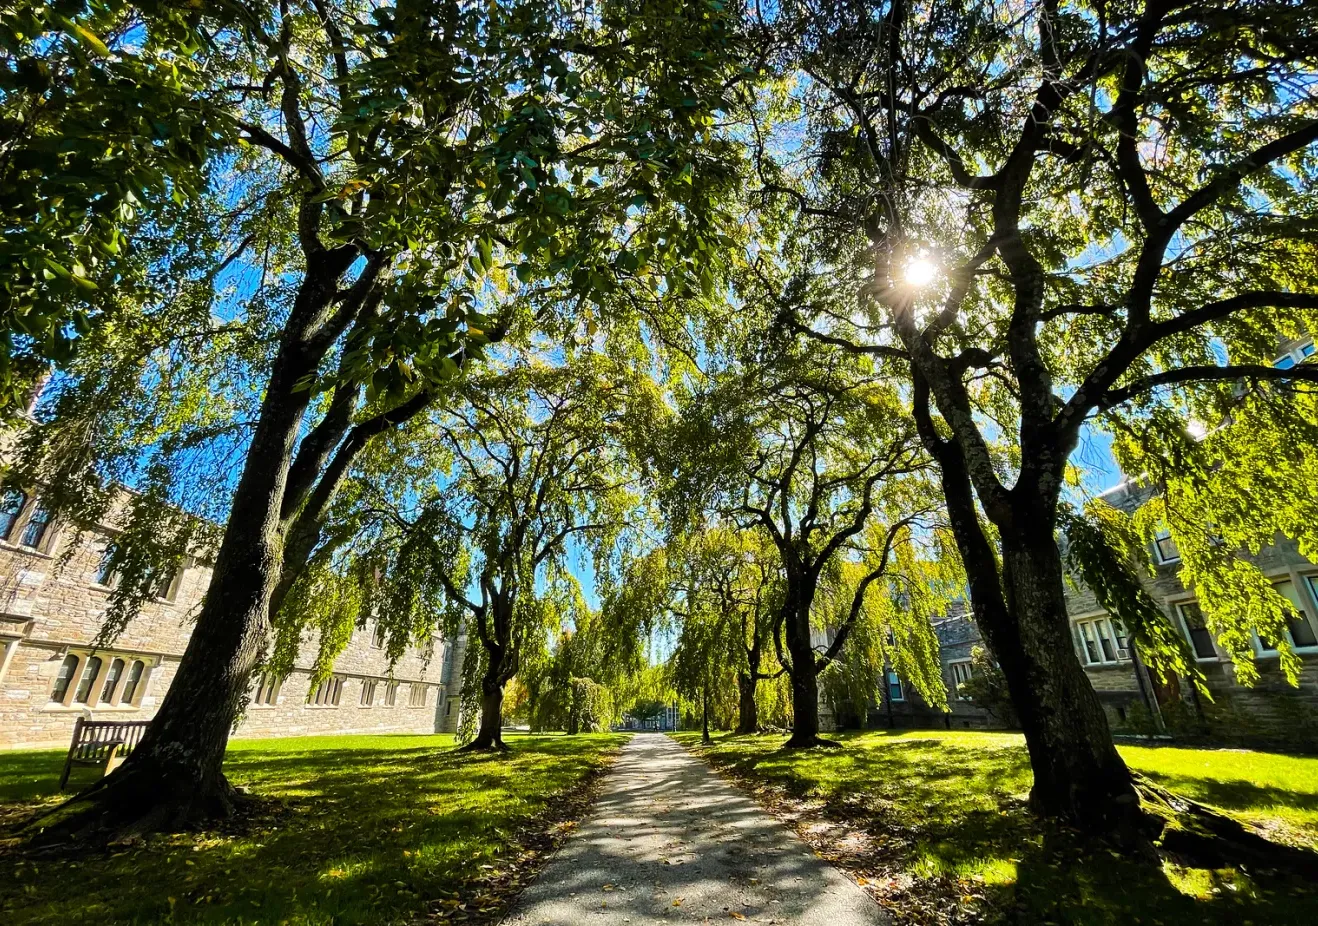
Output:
[{"xmin": 0, "ymin": 495, "xmax": 458, "ymax": 750}]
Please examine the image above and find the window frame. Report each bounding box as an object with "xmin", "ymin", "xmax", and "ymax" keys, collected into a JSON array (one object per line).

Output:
[
  {"xmin": 18, "ymin": 502, "xmax": 53, "ymax": 551},
  {"xmin": 1174, "ymin": 601, "xmax": 1220, "ymax": 661},
  {"xmin": 360, "ymin": 678, "xmax": 378, "ymax": 707},
  {"xmin": 409, "ymin": 683, "xmax": 429, "ymax": 708},
  {"xmin": 1254, "ymin": 576, "xmax": 1318, "ymax": 656},
  {"xmin": 948, "ymin": 659, "xmax": 974, "ymax": 700},
  {"xmin": 1152, "ymin": 529, "xmax": 1181, "ymax": 565},
  {"xmin": 371, "ymin": 623, "xmax": 386, "ymax": 650},
  {"xmin": 308, "ymin": 675, "xmax": 344, "ymax": 707},
  {"xmin": 1072, "ymin": 614, "xmax": 1132, "ymax": 667},
  {"xmin": 885, "ymin": 670, "xmax": 904, "ymax": 703},
  {"xmin": 252, "ymin": 673, "xmax": 283, "ymax": 707},
  {"xmin": 384, "ymin": 681, "xmax": 398, "ymax": 707}
]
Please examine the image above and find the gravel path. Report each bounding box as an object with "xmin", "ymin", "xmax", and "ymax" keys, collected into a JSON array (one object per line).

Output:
[{"xmin": 501, "ymin": 733, "xmax": 887, "ymax": 926}]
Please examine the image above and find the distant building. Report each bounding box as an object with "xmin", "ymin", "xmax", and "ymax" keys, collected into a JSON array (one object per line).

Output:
[{"xmin": 0, "ymin": 485, "xmax": 464, "ymax": 750}]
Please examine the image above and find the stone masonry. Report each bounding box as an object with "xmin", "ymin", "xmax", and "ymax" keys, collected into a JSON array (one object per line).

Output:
[{"xmin": 0, "ymin": 488, "xmax": 466, "ymax": 750}]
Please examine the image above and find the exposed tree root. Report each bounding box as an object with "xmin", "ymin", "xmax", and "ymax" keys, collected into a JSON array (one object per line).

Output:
[
  {"xmin": 23, "ymin": 764, "xmax": 243, "ymax": 850},
  {"xmin": 459, "ymin": 738, "xmax": 511, "ymax": 754},
  {"xmin": 783, "ymin": 735, "xmax": 843, "ymax": 749},
  {"xmin": 1134, "ymin": 772, "xmax": 1318, "ymax": 878}
]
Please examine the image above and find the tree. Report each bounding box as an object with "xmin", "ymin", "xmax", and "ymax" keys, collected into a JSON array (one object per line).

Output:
[
  {"xmin": 0, "ymin": 2, "xmax": 229, "ymax": 409},
  {"xmin": 766, "ymin": 0, "xmax": 1318, "ymax": 837},
  {"xmin": 408, "ymin": 359, "xmax": 644, "ymax": 750},
  {"xmin": 26, "ymin": 0, "xmax": 745, "ymax": 838},
  {"xmin": 672, "ymin": 326, "xmax": 943, "ymax": 746}
]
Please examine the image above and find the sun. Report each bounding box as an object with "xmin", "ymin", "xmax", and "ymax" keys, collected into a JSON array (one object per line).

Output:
[{"xmin": 905, "ymin": 257, "xmax": 938, "ymax": 287}]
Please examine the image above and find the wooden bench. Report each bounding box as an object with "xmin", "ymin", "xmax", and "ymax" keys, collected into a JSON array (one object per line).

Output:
[{"xmin": 59, "ymin": 718, "xmax": 150, "ymax": 790}]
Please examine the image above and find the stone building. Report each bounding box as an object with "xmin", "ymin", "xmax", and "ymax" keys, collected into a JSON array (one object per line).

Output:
[
  {"xmin": 0, "ymin": 485, "xmax": 466, "ymax": 750},
  {"xmin": 866, "ymin": 480, "xmax": 1318, "ymax": 750}
]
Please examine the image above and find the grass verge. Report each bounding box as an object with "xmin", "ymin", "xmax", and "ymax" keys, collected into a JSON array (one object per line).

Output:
[
  {"xmin": 0, "ymin": 731, "xmax": 627, "ymax": 925},
  {"xmin": 674, "ymin": 729, "xmax": 1318, "ymax": 926}
]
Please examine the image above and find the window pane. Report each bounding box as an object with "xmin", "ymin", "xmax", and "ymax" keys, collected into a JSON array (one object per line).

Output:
[
  {"xmin": 50, "ymin": 654, "xmax": 78, "ymax": 702},
  {"xmin": 121, "ymin": 661, "xmax": 145, "ymax": 703},
  {"xmin": 1275, "ymin": 354, "xmax": 1296, "ymax": 370},
  {"xmin": 1179, "ymin": 604, "xmax": 1217, "ymax": 659},
  {"xmin": 75, "ymin": 656, "xmax": 102, "ymax": 703},
  {"xmin": 1078, "ymin": 622, "xmax": 1100, "ymax": 663},
  {"xmin": 20, "ymin": 503, "xmax": 50, "ymax": 548},
  {"xmin": 886, "ymin": 671, "xmax": 903, "ymax": 701},
  {"xmin": 95, "ymin": 543, "xmax": 117, "ymax": 586},
  {"xmin": 1275, "ymin": 580, "xmax": 1318, "ymax": 648},
  {"xmin": 1155, "ymin": 533, "xmax": 1180, "ymax": 562},
  {"xmin": 0, "ymin": 489, "xmax": 25, "ymax": 540},
  {"xmin": 1095, "ymin": 621, "xmax": 1116, "ymax": 661},
  {"xmin": 100, "ymin": 658, "xmax": 125, "ymax": 704}
]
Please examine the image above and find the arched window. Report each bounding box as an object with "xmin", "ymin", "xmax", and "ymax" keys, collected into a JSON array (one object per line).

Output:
[
  {"xmin": 50, "ymin": 654, "xmax": 79, "ymax": 702},
  {"xmin": 0, "ymin": 489, "xmax": 25, "ymax": 541},
  {"xmin": 100, "ymin": 658, "xmax": 125, "ymax": 704},
  {"xmin": 120, "ymin": 660, "xmax": 146, "ymax": 704},
  {"xmin": 74, "ymin": 655, "xmax": 102, "ymax": 703},
  {"xmin": 20, "ymin": 502, "xmax": 51, "ymax": 549}
]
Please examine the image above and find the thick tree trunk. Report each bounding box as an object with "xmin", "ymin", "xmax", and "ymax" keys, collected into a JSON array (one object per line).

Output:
[
  {"xmin": 782, "ymin": 588, "xmax": 830, "ymax": 747},
  {"xmin": 34, "ymin": 348, "xmax": 323, "ymax": 843},
  {"xmin": 464, "ymin": 656, "xmax": 509, "ymax": 751},
  {"xmin": 735, "ymin": 672, "xmax": 758, "ymax": 734},
  {"xmin": 992, "ymin": 528, "xmax": 1142, "ymax": 836}
]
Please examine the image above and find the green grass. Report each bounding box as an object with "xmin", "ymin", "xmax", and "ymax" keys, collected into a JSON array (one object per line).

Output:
[
  {"xmin": 0, "ymin": 732, "xmax": 627, "ymax": 925},
  {"xmin": 675, "ymin": 729, "xmax": 1318, "ymax": 925}
]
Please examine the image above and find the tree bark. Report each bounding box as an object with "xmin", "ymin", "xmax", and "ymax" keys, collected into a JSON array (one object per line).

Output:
[
  {"xmin": 701, "ymin": 686, "xmax": 711, "ymax": 744},
  {"xmin": 35, "ymin": 342, "xmax": 323, "ymax": 841},
  {"xmin": 782, "ymin": 586, "xmax": 831, "ymax": 747},
  {"xmin": 735, "ymin": 672, "xmax": 759, "ymax": 734},
  {"xmin": 992, "ymin": 526, "xmax": 1142, "ymax": 836},
  {"xmin": 464, "ymin": 651, "xmax": 510, "ymax": 751}
]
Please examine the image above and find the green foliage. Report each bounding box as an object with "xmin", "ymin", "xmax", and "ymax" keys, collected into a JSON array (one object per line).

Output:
[
  {"xmin": 1061, "ymin": 501, "xmax": 1206, "ymax": 692},
  {"xmin": 568, "ymin": 677, "xmax": 614, "ymax": 734},
  {"xmin": 0, "ymin": 1, "xmax": 230, "ymax": 407}
]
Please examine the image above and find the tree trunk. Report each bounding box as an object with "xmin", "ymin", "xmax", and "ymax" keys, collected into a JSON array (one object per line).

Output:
[
  {"xmin": 991, "ymin": 527, "xmax": 1142, "ymax": 837},
  {"xmin": 735, "ymin": 672, "xmax": 759, "ymax": 734},
  {"xmin": 782, "ymin": 587, "xmax": 829, "ymax": 747},
  {"xmin": 35, "ymin": 344, "xmax": 324, "ymax": 842},
  {"xmin": 917, "ymin": 394, "xmax": 1144, "ymax": 841},
  {"xmin": 464, "ymin": 653, "xmax": 509, "ymax": 751},
  {"xmin": 701, "ymin": 687, "xmax": 711, "ymax": 744}
]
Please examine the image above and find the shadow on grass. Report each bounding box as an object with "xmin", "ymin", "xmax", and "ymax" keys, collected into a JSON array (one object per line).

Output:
[
  {"xmin": 0, "ymin": 733, "xmax": 625, "ymax": 925},
  {"xmin": 686, "ymin": 730, "xmax": 1318, "ymax": 926}
]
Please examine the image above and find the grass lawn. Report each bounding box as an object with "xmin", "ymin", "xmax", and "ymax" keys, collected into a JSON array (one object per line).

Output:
[
  {"xmin": 0, "ymin": 731, "xmax": 627, "ymax": 925},
  {"xmin": 676, "ymin": 729, "xmax": 1318, "ymax": 925}
]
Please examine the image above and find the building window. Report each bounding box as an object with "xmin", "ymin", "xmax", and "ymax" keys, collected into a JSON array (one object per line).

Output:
[
  {"xmin": 95, "ymin": 542, "xmax": 119, "ymax": 587},
  {"xmin": 384, "ymin": 681, "xmax": 398, "ymax": 706},
  {"xmin": 1258, "ymin": 580, "xmax": 1318, "ymax": 653},
  {"xmin": 74, "ymin": 655, "xmax": 102, "ymax": 704},
  {"xmin": 19, "ymin": 502, "xmax": 52, "ymax": 550},
  {"xmin": 99, "ymin": 658, "xmax": 125, "ymax": 705},
  {"xmin": 372, "ymin": 623, "xmax": 387, "ymax": 649},
  {"xmin": 309, "ymin": 676, "xmax": 344, "ymax": 706},
  {"xmin": 949, "ymin": 659, "xmax": 973, "ymax": 700},
  {"xmin": 886, "ymin": 671, "xmax": 904, "ymax": 702},
  {"xmin": 1176, "ymin": 603, "xmax": 1218, "ymax": 660},
  {"xmin": 1073, "ymin": 616, "xmax": 1130, "ymax": 666},
  {"xmin": 152, "ymin": 562, "xmax": 182, "ymax": 602},
  {"xmin": 360, "ymin": 679, "xmax": 378, "ymax": 706},
  {"xmin": 253, "ymin": 673, "xmax": 282, "ymax": 706},
  {"xmin": 1153, "ymin": 530, "xmax": 1180, "ymax": 564},
  {"xmin": 1274, "ymin": 339, "xmax": 1315, "ymax": 370},
  {"xmin": 120, "ymin": 660, "xmax": 146, "ymax": 704},
  {"xmin": 0, "ymin": 489, "xmax": 26, "ymax": 541},
  {"xmin": 409, "ymin": 683, "xmax": 428, "ymax": 708},
  {"xmin": 50, "ymin": 654, "xmax": 79, "ymax": 703}
]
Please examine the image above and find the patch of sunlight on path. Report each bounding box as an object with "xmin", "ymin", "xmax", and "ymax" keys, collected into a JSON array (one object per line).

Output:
[{"xmin": 501, "ymin": 734, "xmax": 887, "ymax": 926}]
